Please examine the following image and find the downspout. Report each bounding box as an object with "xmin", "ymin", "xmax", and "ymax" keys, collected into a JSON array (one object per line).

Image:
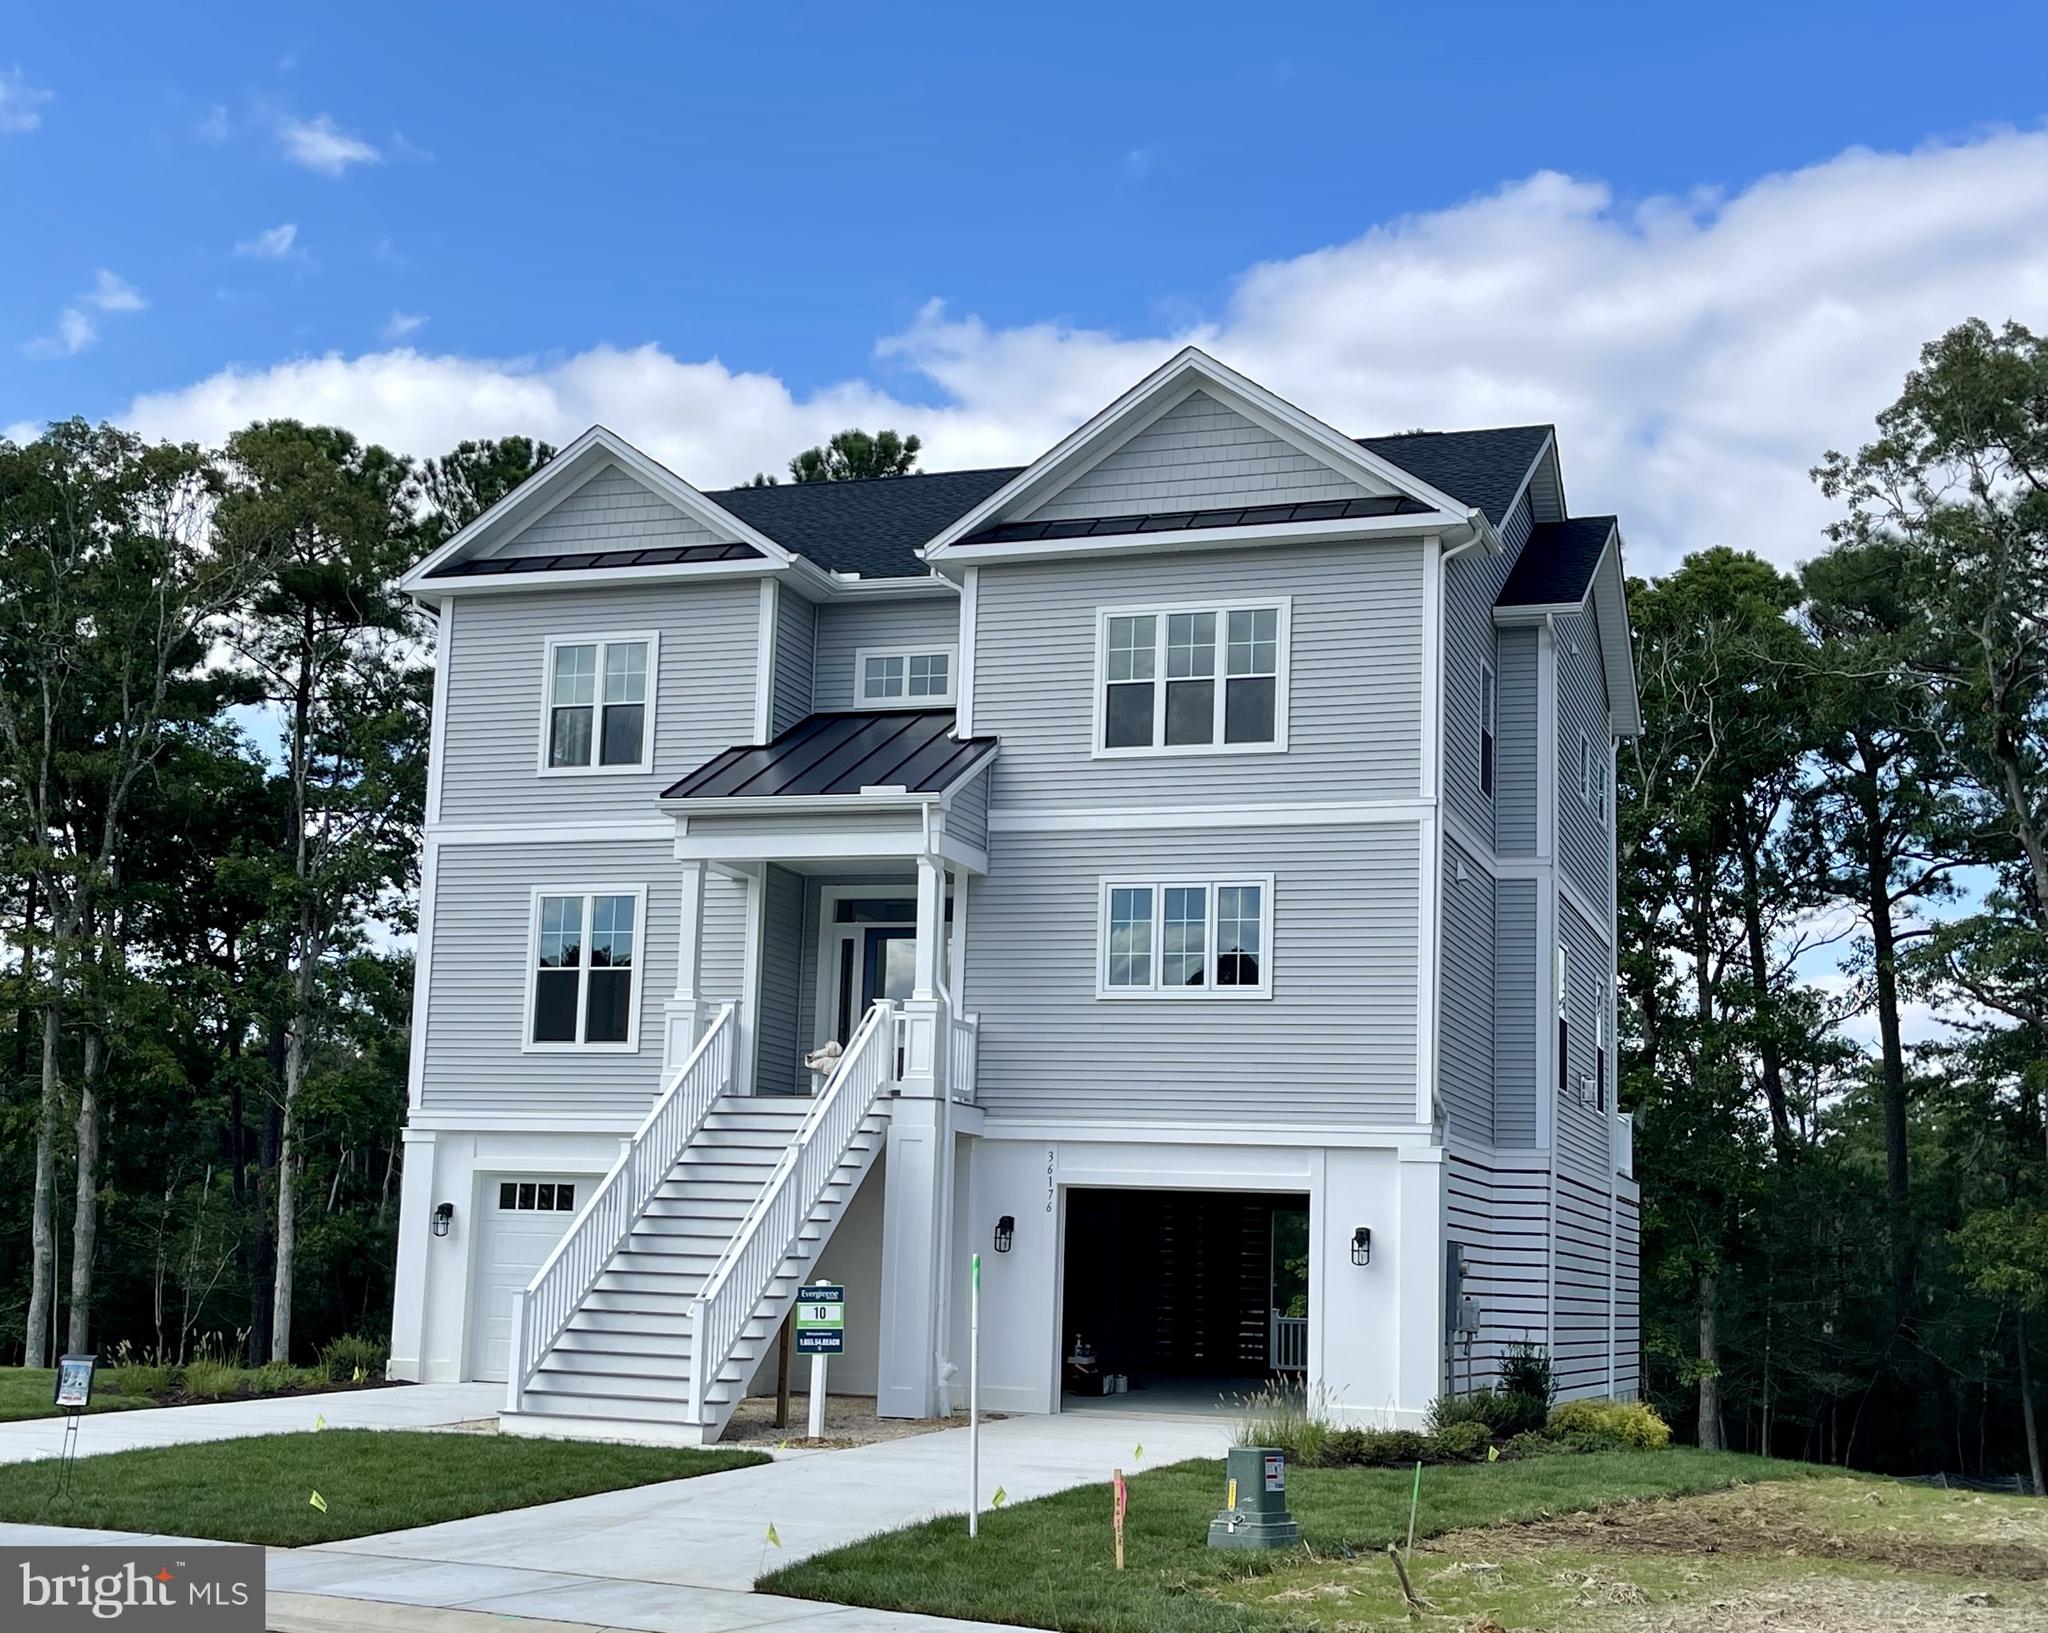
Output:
[{"xmin": 921, "ymin": 798, "xmax": 958, "ymax": 1414}]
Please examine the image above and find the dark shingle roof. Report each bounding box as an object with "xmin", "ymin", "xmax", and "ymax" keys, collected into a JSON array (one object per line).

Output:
[
  {"xmin": 662, "ymin": 709, "xmax": 996, "ymax": 801},
  {"xmin": 957, "ymin": 492, "xmax": 1431, "ymax": 548},
  {"xmin": 427, "ymin": 540, "xmax": 762, "ymax": 579},
  {"xmin": 1355, "ymin": 425, "xmax": 1554, "ymax": 524},
  {"xmin": 1497, "ymin": 517, "xmax": 1617, "ymax": 608},
  {"xmin": 706, "ymin": 468, "xmax": 1021, "ymax": 578}
]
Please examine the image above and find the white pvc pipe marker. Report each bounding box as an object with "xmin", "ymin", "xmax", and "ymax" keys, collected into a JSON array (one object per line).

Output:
[
  {"xmin": 808, "ymin": 1351, "xmax": 827, "ymax": 1440},
  {"xmin": 968, "ymin": 1250, "xmax": 981, "ymax": 1538}
]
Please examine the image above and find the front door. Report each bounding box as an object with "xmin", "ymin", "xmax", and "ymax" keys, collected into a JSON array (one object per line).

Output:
[{"xmin": 840, "ymin": 925, "xmax": 915, "ymax": 1041}]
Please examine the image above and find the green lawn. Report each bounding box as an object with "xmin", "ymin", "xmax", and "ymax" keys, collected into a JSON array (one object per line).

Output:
[
  {"xmin": 0, "ymin": 1369, "xmax": 159, "ymax": 1423},
  {"xmin": 761, "ymin": 1450, "xmax": 1809, "ymax": 1633},
  {"xmin": 1, "ymin": 1430, "xmax": 767, "ymax": 1546}
]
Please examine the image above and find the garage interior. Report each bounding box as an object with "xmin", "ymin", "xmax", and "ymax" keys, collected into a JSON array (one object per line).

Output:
[{"xmin": 1060, "ymin": 1187, "xmax": 1310, "ymax": 1412}]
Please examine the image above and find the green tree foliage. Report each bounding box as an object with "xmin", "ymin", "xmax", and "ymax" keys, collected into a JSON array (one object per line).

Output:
[{"xmin": 749, "ymin": 428, "xmax": 922, "ymax": 486}]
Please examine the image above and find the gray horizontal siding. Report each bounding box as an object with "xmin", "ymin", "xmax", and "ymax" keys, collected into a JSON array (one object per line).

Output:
[
  {"xmin": 1027, "ymin": 390, "xmax": 1371, "ymax": 520},
  {"xmin": 1555, "ymin": 895, "xmax": 1611, "ymax": 1186},
  {"xmin": 1493, "ymin": 878, "xmax": 1538, "ymax": 1147},
  {"xmin": 420, "ymin": 841, "xmax": 745, "ymax": 1119},
  {"xmin": 974, "ymin": 540, "xmax": 1424, "ymax": 807},
  {"xmin": 1439, "ymin": 840, "xmax": 1494, "ymax": 1144},
  {"xmin": 1555, "ymin": 606, "xmax": 1613, "ymax": 917},
  {"xmin": 1444, "ymin": 1148, "xmax": 1551, "ymax": 1393},
  {"xmin": 1553, "ymin": 1170, "xmax": 1614, "ymax": 1400},
  {"xmin": 484, "ymin": 462, "xmax": 723, "ymax": 559},
  {"xmin": 945, "ymin": 768, "xmax": 990, "ymax": 853},
  {"xmin": 966, "ymin": 823, "xmax": 1420, "ymax": 1125},
  {"xmin": 1494, "ymin": 626, "xmax": 1538, "ymax": 855},
  {"xmin": 437, "ymin": 580, "xmax": 760, "ymax": 825},
  {"xmin": 1614, "ymin": 1192, "xmax": 1641, "ymax": 1400},
  {"xmin": 813, "ymin": 594, "xmax": 959, "ymax": 711},
  {"xmin": 772, "ymin": 586, "xmax": 816, "ymax": 738},
  {"xmin": 1442, "ymin": 493, "xmax": 1531, "ymax": 846}
]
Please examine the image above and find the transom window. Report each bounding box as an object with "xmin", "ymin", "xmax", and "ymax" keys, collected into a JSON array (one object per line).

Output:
[
  {"xmin": 857, "ymin": 645, "xmax": 957, "ymax": 706},
  {"xmin": 1099, "ymin": 877, "xmax": 1272, "ymax": 997},
  {"xmin": 497, "ymin": 1181, "xmax": 577, "ymax": 1212},
  {"xmin": 542, "ymin": 634, "xmax": 656, "ymax": 773},
  {"xmin": 527, "ymin": 889, "xmax": 642, "ymax": 1049},
  {"xmin": 1096, "ymin": 600, "xmax": 1289, "ymax": 755}
]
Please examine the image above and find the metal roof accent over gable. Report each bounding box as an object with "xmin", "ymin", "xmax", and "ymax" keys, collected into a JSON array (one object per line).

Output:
[
  {"xmin": 956, "ymin": 492, "xmax": 1431, "ymax": 548},
  {"xmin": 1496, "ymin": 517, "xmax": 1617, "ymax": 607},
  {"xmin": 662, "ymin": 708, "xmax": 996, "ymax": 802},
  {"xmin": 426, "ymin": 540, "xmax": 764, "ymax": 579}
]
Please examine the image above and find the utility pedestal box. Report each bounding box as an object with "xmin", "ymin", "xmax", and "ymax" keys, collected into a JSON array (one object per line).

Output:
[{"xmin": 1207, "ymin": 1445, "xmax": 1303, "ymax": 1550}]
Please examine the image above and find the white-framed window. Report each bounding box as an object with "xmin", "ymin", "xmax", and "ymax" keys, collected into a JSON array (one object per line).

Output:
[
  {"xmin": 856, "ymin": 644, "xmax": 958, "ymax": 707},
  {"xmin": 1479, "ymin": 662, "xmax": 1497, "ymax": 799},
  {"xmin": 1555, "ymin": 941, "xmax": 1570, "ymax": 1094},
  {"xmin": 496, "ymin": 1180, "xmax": 578, "ymax": 1212},
  {"xmin": 1595, "ymin": 978, "xmax": 1608, "ymax": 1112},
  {"xmin": 539, "ymin": 633, "xmax": 658, "ymax": 774},
  {"xmin": 1093, "ymin": 599, "xmax": 1290, "ymax": 756},
  {"xmin": 1577, "ymin": 729, "xmax": 1592, "ymax": 804},
  {"xmin": 524, "ymin": 886, "xmax": 645, "ymax": 1051},
  {"xmin": 1592, "ymin": 738, "xmax": 1609, "ymax": 825},
  {"xmin": 1097, "ymin": 875, "xmax": 1273, "ymax": 998}
]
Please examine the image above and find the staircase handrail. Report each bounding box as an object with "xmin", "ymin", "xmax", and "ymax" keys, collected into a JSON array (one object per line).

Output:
[
  {"xmin": 505, "ymin": 1003, "xmax": 735, "ymax": 1413},
  {"xmin": 686, "ymin": 999, "xmax": 895, "ymax": 1422}
]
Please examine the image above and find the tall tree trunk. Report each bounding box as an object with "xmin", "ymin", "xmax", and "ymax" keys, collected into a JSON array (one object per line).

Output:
[
  {"xmin": 2022, "ymin": 1309, "xmax": 2046, "ymax": 1498},
  {"xmin": 1862, "ymin": 804, "xmax": 1913, "ymax": 1333},
  {"xmin": 25, "ymin": 993, "xmax": 61, "ymax": 1368},
  {"xmin": 66, "ymin": 1021, "xmax": 103, "ymax": 1353},
  {"xmin": 1697, "ymin": 1268, "xmax": 1723, "ymax": 1451},
  {"xmin": 269, "ymin": 933, "xmax": 315, "ymax": 1363},
  {"xmin": 1735, "ymin": 824, "xmax": 1794, "ymax": 1156}
]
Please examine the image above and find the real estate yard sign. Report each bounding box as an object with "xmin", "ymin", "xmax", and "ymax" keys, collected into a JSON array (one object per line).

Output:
[{"xmin": 794, "ymin": 1285, "xmax": 845, "ymax": 1355}]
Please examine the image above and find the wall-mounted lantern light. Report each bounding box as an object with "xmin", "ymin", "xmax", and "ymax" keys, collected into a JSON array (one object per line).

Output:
[
  {"xmin": 1350, "ymin": 1226, "xmax": 1372, "ymax": 1267},
  {"xmin": 993, "ymin": 1215, "xmax": 1015, "ymax": 1254},
  {"xmin": 432, "ymin": 1202, "xmax": 455, "ymax": 1238}
]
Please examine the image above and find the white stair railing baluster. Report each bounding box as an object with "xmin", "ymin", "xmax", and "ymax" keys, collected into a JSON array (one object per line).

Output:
[{"xmin": 506, "ymin": 1003, "xmax": 735, "ymax": 1412}]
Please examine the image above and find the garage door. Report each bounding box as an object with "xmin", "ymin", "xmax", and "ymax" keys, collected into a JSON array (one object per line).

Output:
[{"xmin": 470, "ymin": 1178, "xmax": 583, "ymax": 1382}]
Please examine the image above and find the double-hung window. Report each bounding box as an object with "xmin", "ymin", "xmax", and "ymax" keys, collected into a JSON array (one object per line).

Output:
[
  {"xmin": 542, "ymin": 634, "xmax": 657, "ymax": 773},
  {"xmin": 1097, "ymin": 600, "xmax": 1289, "ymax": 754},
  {"xmin": 527, "ymin": 888, "xmax": 643, "ymax": 1049},
  {"xmin": 857, "ymin": 645, "xmax": 957, "ymax": 707},
  {"xmin": 1479, "ymin": 663, "xmax": 1497, "ymax": 798},
  {"xmin": 1099, "ymin": 876, "xmax": 1272, "ymax": 997}
]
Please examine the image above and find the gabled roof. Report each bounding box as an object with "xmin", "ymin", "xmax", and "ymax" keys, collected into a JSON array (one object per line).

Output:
[
  {"xmin": 1355, "ymin": 426, "xmax": 1555, "ymax": 526},
  {"xmin": 706, "ymin": 467, "xmax": 1017, "ymax": 578},
  {"xmin": 1497, "ymin": 517, "xmax": 1617, "ymax": 607},
  {"xmin": 663, "ymin": 709, "xmax": 995, "ymax": 802}
]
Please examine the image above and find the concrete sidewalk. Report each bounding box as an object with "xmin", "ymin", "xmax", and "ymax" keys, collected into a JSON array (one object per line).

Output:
[
  {"xmin": 0, "ymin": 1382, "xmax": 502, "ymax": 1466},
  {"xmin": 0, "ymin": 1407, "xmax": 1230, "ymax": 1632}
]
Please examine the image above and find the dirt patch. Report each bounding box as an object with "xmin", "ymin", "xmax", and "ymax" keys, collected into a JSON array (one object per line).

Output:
[
  {"xmin": 1590, "ymin": 1572, "xmax": 2048, "ymax": 1633},
  {"xmin": 717, "ymin": 1395, "xmax": 1007, "ymax": 1449},
  {"xmin": 1429, "ymin": 1477, "xmax": 2048, "ymax": 1585}
]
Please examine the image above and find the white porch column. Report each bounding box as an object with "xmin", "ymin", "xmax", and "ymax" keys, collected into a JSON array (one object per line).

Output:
[
  {"xmin": 945, "ymin": 867, "xmax": 967, "ymax": 1011},
  {"xmin": 879, "ymin": 853, "xmax": 951, "ymax": 1417},
  {"xmin": 665, "ymin": 858, "xmax": 710, "ymax": 1073}
]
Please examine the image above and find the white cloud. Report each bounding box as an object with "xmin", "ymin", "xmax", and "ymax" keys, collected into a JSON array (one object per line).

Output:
[
  {"xmin": 24, "ymin": 270, "xmax": 147, "ymax": 358},
  {"xmin": 383, "ymin": 311, "xmax": 427, "ymax": 340},
  {"xmin": 196, "ymin": 103, "xmax": 229, "ymax": 143},
  {"xmin": 235, "ymin": 222, "xmax": 300, "ymax": 259},
  {"xmin": 0, "ymin": 65, "xmax": 53, "ymax": 133},
  {"xmin": 115, "ymin": 126, "xmax": 2048, "ymax": 576},
  {"xmin": 279, "ymin": 114, "xmax": 379, "ymax": 176}
]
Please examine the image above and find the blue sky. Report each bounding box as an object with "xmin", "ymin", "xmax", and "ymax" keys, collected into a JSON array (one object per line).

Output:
[{"xmin": 6, "ymin": 0, "xmax": 2046, "ymax": 444}]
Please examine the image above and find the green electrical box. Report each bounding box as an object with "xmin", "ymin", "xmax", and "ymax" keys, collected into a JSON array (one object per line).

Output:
[{"xmin": 1207, "ymin": 1445, "xmax": 1302, "ymax": 1549}]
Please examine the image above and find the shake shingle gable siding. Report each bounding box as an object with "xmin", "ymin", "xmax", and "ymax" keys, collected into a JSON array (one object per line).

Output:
[
  {"xmin": 663, "ymin": 708, "xmax": 996, "ymax": 800},
  {"xmin": 1496, "ymin": 517, "xmax": 1616, "ymax": 608}
]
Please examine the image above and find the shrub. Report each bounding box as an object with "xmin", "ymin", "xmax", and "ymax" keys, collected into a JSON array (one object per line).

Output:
[
  {"xmin": 106, "ymin": 1365, "xmax": 173, "ymax": 1399},
  {"xmin": 1429, "ymin": 1420, "xmax": 1491, "ymax": 1460},
  {"xmin": 180, "ymin": 1360, "xmax": 247, "ymax": 1400},
  {"xmin": 1548, "ymin": 1398, "xmax": 1672, "ymax": 1450},
  {"xmin": 318, "ymin": 1333, "xmax": 389, "ymax": 1384},
  {"xmin": 1318, "ymin": 1427, "xmax": 1434, "ymax": 1467},
  {"xmin": 1427, "ymin": 1393, "xmax": 1497, "ymax": 1434},
  {"xmin": 1232, "ymin": 1382, "xmax": 1333, "ymax": 1465},
  {"xmin": 1430, "ymin": 1387, "xmax": 1544, "ymax": 1438},
  {"xmin": 1497, "ymin": 1343, "xmax": 1554, "ymax": 1408}
]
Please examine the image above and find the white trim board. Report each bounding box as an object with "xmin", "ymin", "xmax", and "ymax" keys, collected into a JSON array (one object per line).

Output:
[{"xmin": 988, "ymin": 799, "xmax": 1430, "ymax": 833}]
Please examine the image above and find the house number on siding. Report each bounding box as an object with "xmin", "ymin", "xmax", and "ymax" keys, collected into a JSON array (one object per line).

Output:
[{"xmin": 1046, "ymin": 1147, "xmax": 1056, "ymax": 1214}]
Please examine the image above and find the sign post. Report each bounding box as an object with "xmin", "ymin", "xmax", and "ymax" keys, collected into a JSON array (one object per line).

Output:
[
  {"xmin": 968, "ymin": 1251, "xmax": 981, "ymax": 1538},
  {"xmin": 794, "ymin": 1283, "xmax": 844, "ymax": 1440},
  {"xmin": 50, "ymin": 1354, "xmax": 96, "ymax": 1502}
]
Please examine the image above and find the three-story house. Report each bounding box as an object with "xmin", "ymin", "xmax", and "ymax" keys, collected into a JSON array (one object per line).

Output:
[{"xmin": 387, "ymin": 347, "xmax": 1641, "ymax": 1441}]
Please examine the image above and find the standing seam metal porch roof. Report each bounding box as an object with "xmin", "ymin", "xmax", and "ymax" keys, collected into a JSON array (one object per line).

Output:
[{"xmin": 661, "ymin": 709, "xmax": 995, "ymax": 801}]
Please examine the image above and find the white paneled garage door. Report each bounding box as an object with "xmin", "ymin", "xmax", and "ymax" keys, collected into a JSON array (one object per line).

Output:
[{"xmin": 469, "ymin": 1177, "xmax": 582, "ymax": 1383}]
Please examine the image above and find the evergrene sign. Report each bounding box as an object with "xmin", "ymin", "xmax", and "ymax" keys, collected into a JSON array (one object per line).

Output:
[{"xmin": 5, "ymin": 1546, "xmax": 264, "ymax": 1631}]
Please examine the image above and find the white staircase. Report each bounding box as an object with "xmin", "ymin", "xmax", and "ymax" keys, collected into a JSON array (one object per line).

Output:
[{"xmin": 502, "ymin": 1001, "xmax": 896, "ymax": 1444}]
